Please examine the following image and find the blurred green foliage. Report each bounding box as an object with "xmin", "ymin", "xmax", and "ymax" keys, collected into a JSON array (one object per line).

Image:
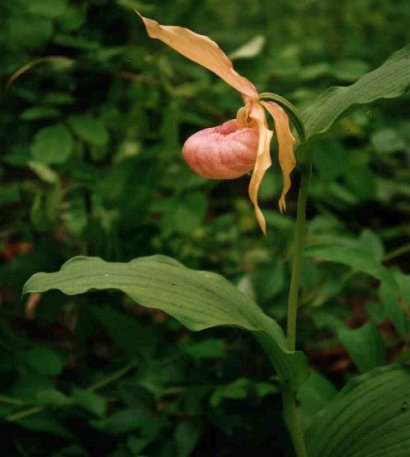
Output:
[{"xmin": 0, "ymin": 0, "xmax": 409, "ymax": 455}]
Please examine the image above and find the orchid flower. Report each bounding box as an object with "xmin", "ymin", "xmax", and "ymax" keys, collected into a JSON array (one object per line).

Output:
[{"xmin": 137, "ymin": 12, "xmax": 300, "ymax": 234}]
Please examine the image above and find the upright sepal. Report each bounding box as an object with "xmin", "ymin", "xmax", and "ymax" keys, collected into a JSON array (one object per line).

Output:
[{"xmin": 136, "ymin": 11, "xmax": 258, "ymax": 98}]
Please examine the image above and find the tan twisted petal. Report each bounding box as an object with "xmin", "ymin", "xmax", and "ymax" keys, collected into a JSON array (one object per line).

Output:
[
  {"xmin": 247, "ymin": 102, "xmax": 273, "ymax": 234},
  {"xmin": 261, "ymin": 101, "xmax": 296, "ymax": 212},
  {"xmin": 136, "ymin": 12, "xmax": 258, "ymax": 98}
]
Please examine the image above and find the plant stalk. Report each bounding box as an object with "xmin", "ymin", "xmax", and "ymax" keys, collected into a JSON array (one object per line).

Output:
[
  {"xmin": 283, "ymin": 388, "xmax": 309, "ymax": 457},
  {"xmin": 287, "ymin": 143, "xmax": 314, "ymax": 351},
  {"xmin": 282, "ymin": 142, "xmax": 315, "ymax": 457}
]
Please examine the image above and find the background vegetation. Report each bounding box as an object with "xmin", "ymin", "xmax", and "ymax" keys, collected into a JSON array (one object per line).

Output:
[{"xmin": 0, "ymin": 0, "xmax": 409, "ymax": 455}]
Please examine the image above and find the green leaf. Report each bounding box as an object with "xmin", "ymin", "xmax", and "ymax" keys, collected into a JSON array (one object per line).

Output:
[
  {"xmin": 92, "ymin": 408, "xmax": 148, "ymax": 434},
  {"xmin": 12, "ymin": 373, "xmax": 55, "ymax": 401},
  {"xmin": 91, "ymin": 305, "xmax": 155, "ymax": 358},
  {"xmin": 8, "ymin": 17, "xmax": 53, "ymax": 48},
  {"xmin": 73, "ymin": 389, "xmax": 107, "ymax": 418},
  {"xmin": 27, "ymin": 0, "xmax": 67, "ymax": 18},
  {"xmin": 35, "ymin": 389, "xmax": 71, "ymax": 407},
  {"xmin": 305, "ymin": 366, "xmax": 410, "ymax": 457},
  {"xmin": 20, "ymin": 107, "xmax": 60, "ymax": 121},
  {"xmin": 252, "ymin": 260, "xmax": 285, "ymax": 301},
  {"xmin": 371, "ymin": 128, "xmax": 406, "ymax": 153},
  {"xmin": 303, "ymin": 44, "xmax": 410, "ymax": 139},
  {"xmin": 337, "ymin": 323, "xmax": 386, "ymax": 373},
  {"xmin": 183, "ymin": 338, "xmax": 225, "ymax": 360},
  {"xmin": 379, "ymin": 270, "xmax": 409, "ymax": 337},
  {"xmin": 305, "ymin": 243, "xmax": 408, "ymax": 336},
  {"xmin": 230, "ymin": 35, "xmax": 266, "ymax": 60},
  {"xmin": 68, "ymin": 115, "xmax": 109, "ymax": 146},
  {"xmin": 53, "ymin": 34, "xmax": 100, "ymax": 51},
  {"xmin": 30, "ymin": 124, "xmax": 73, "ymax": 164},
  {"xmin": 174, "ymin": 420, "xmax": 202, "ymax": 457},
  {"xmin": 255, "ymin": 382, "xmax": 277, "ymax": 398},
  {"xmin": 358, "ymin": 229, "xmax": 385, "ymax": 262},
  {"xmin": 28, "ymin": 161, "xmax": 59, "ymax": 184},
  {"xmin": 127, "ymin": 435, "xmax": 152, "ymax": 454},
  {"xmin": 210, "ymin": 378, "xmax": 250, "ymax": 407},
  {"xmin": 172, "ymin": 192, "xmax": 208, "ymax": 234},
  {"xmin": 43, "ymin": 92, "xmax": 75, "ymax": 105},
  {"xmin": 23, "ymin": 255, "xmax": 309, "ymax": 392},
  {"xmin": 56, "ymin": 4, "xmax": 86, "ymax": 32},
  {"xmin": 304, "ymin": 243, "xmax": 394, "ymax": 286},
  {"xmin": 18, "ymin": 415, "xmax": 73, "ymax": 438},
  {"xmin": 329, "ymin": 59, "xmax": 370, "ymax": 82},
  {"xmin": 299, "ymin": 62, "xmax": 330, "ymax": 81},
  {"xmin": 26, "ymin": 346, "xmax": 63, "ymax": 376},
  {"xmin": 298, "ymin": 371, "xmax": 337, "ymax": 418}
]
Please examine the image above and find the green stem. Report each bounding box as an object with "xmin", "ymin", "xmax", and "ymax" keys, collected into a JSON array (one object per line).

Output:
[
  {"xmin": 287, "ymin": 144, "xmax": 314, "ymax": 351},
  {"xmin": 382, "ymin": 242, "xmax": 410, "ymax": 263},
  {"xmin": 283, "ymin": 389, "xmax": 309, "ymax": 457},
  {"xmin": 7, "ymin": 406, "xmax": 44, "ymax": 422},
  {"xmin": 282, "ymin": 143, "xmax": 315, "ymax": 457},
  {"xmin": 88, "ymin": 361, "xmax": 137, "ymax": 392}
]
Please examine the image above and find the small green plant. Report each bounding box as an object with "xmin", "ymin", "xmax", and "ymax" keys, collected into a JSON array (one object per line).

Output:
[{"xmin": 22, "ymin": 11, "xmax": 410, "ymax": 457}]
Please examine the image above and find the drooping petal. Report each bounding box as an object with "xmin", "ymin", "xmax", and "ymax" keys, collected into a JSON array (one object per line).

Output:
[
  {"xmin": 136, "ymin": 11, "xmax": 258, "ymax": 99},
  {"xmin": 247, "ymin": 102, "xmax": 273, "ymax": 234},
  {"xmin": 261, "ymin": 101, "xmax": 296, "ymax": 213}
]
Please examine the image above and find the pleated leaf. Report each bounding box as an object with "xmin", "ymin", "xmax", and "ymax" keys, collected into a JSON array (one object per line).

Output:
[
  {"xmin": 303, "ymin": 44, "xmax": 410, "ymax": 139},
  {"xmin": 23, "ymin": 255, "xmax": 308, "ymax": 391},
  {"xmin": 305, "ymin": 366, "xmax": 410, "ymax": 457}
]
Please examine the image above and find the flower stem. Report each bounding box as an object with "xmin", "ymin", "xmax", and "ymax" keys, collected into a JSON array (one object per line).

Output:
[
  {"xmin": 283, "ymin": 388, "xmax": 309, "ymax": 457},
  {"xmin": 287, "ymin": 143, "xmax": 314, "ymax": 351},
  {"xmin": 282, "ymin": 142, "xmax": 315, "ymax": 457}
]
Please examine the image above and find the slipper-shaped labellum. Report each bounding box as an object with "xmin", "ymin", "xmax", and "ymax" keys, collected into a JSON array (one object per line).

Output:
[
  {"xmin": 137, "ymin": 11, "xmax": 296, "ymax": 234},
  {"xmin": 183, "ymin": 119, "xmax": 259, "ymax": 179}
]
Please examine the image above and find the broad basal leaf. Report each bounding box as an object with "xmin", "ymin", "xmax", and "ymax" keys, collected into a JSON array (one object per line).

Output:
[
  {"xmin": 306, "ymin": 366, "xmax": 410, "ymax": 457},
  {"xmin": 303, "ymin": 44, "xmax": 410, "ymax": 139},
  {"xmin": 23, "ymin": 255, "xmax": 309, "ymax": 391}
]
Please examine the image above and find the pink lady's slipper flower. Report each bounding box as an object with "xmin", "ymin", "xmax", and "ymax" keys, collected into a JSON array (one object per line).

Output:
[{"xmin": 137, "ymin": 12, "xmax": 297, "ymax": 234}]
